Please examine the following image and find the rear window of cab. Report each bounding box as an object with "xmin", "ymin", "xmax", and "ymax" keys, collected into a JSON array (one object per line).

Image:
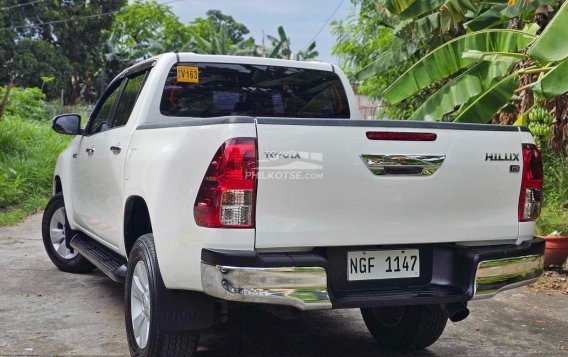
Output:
[{"xmin": 160, "ymin": 63, "xmax": 350, "ymax": 119}]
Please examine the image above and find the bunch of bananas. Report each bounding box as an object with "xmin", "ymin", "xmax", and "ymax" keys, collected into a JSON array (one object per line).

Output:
[{"xmin": 527, "ymin": 107, "xmax": 553, "ymax": 145}]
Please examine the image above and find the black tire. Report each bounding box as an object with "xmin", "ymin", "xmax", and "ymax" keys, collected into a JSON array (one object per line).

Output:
[
  {"xmin": 41, "ymin": 193, "xmax": 95, "ymax": 273},
  {"xmin": 361, "ymin": 304, "xmax": 448, "ymax": 351},
  {"xmin": 125, "ymin": 234, "xmax": 199, "ymax": 357}
]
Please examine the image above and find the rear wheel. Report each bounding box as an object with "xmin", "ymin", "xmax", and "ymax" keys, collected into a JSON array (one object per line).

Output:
[
  {"xmin": 125, "ymin": 234, "xmax": 199, "ymax": 357},
  {"xmin": 361, "ymin": 304, "xmax": 448, "ymax": 351},
  {"xmin": 41, "ymin": 193, "xmax": 95, "ymax": 273}
]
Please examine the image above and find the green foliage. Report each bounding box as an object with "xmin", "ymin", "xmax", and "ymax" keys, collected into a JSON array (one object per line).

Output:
[
  {"xmin": 398, "ymin": 0, "xmax": 448, "ymax": 20},
  {"xmin": 453, "ymin": 73, "xmax": 518, "ymax": 123},
  {"xmin": 112, "ymin": 0, "xmax": 188, "ymax": 52},
  {"xmin": 383, "ymin": 30, "xmax": 535, "ymax": 104},
  {"xmin": 464, "ymin": 8, "xmax": 508, "ymax": 31},
  {"xmin": 190, "ymin": 10, "xmax": 251, "ymax": 44},
  {"xmin": 8, "ymin": 40, "xmax": 73, "ymax": 100},
  {"xmin": 541, "ymin": 150, "xmax": 568, "ymax": 207},
  {"xmin": 331, "ymin": 5, "xmax": 427, "ymax": 119},
  {"xmin": 532, "ymin": 59, "xmax": 568, "ymax": 98},
  {"xmin": 527, "ymin": 1, "xmax": 568, "ymax": 62},
  {"xmin": 267, "ymin": 26, "xmax": 292, "ymax": 59},
  {"xmin": 296, "ymin": 42, "xmax": 319, "ymax": 62},
  {"xmin": 0, "ymin": 114, "xmax": 71, "ymax": 226},
  {"xmin": 335, "ymin": 0, "xmax": 568, "ymax": 124},
  {"xmin": 0, "ymin": 87, "xmax": 46, "ymax": 121},
  {"xmin": 107, "ymin": 3, "xmax": 259, "ymax": 64},
  {"xmin": 103, "ymin": 0, "xmax": 188, "ymax": 76},
  {"xmin": 537, "ymin": 149, "xmax": 568, "ymax": 236},
  {"xmin": 410, "ymin": 61, "xmax": 515, "ymax": 121},
  {"xmin": 537, "ymin": 207, "xmax": 568, "ymax": 236},
  {"xmin": 0, "ymin": 0, "xmax": 126, "ymax": 102},
  {"xmin": 182, "ymin": 20, "xmax": 257, "ymax": 56}
]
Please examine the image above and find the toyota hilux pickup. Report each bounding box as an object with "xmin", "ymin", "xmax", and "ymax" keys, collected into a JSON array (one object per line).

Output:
[{"xmin": 42, "ymin": 53, "xmax": 545, "ymax": 356}]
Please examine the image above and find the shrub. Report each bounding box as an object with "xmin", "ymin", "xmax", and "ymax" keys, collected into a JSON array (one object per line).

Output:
[
  {"xmin": 0, "ymin": 87, "xmax": 47, "ymax": 121},
  {"xmin": 0, "ymin": 114, "xmax": 71, "ymax": 225},
  {"xmin": 537, "ymin": 149, "xmax": 568, "ymax": 236}
]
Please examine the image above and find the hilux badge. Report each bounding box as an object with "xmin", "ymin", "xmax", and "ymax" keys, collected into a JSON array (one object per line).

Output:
[{"xmin": 485, "ymin": 153, "xmax": 519, "ymax": 162}]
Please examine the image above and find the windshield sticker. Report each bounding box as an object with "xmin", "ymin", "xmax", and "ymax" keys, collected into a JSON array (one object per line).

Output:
[{"xmin": 177, "ymin": 66, "xmax": 199, "ymax": 83}]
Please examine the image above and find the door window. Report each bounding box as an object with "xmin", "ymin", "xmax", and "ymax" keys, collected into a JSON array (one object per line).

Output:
[
  {"xmin": 88, "ymin": 82, "xmax": 122, "ymax": 135},
  {"xmin": 112, "ymin": 72, "xmax": 148, "ymax": 128}
]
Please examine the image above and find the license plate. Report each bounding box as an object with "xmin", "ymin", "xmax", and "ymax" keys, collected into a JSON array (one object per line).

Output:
[{"xmin": 347, "ymin": 249, "xmax": 420, "ymax": 281}]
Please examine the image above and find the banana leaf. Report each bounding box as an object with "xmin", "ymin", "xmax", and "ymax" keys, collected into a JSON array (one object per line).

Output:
[
  {"xmin": 439, "ymin": 0, "xmax": 475, "ymax": 32},
  {"xmin": 464, "ymin": 7, "xmax": 507, "ymax": 31},
  {"xmin": 527, "ymin": 1, "xmax": 568, "ymax": 62},
  {"xmin": 355, "ymin": 42, "xmax": 419, "ymax": 81},
  {"xmin": 454, "ymin": 73, "xmax": 518, "ymax": 123},
  {"xmin": 532, "ymin": 59, "xmax": 568, "ymax": 98},
  {"xmin": 462, "ymin": 50, "xmax": 527, "ymax": 62},
  {"xmin": 383, "ymin": 0, "xmax": 417, "ymax": 15},
  {"xmin": 384, "ymin": 30, "xmax": 534, "ymax": 104},
  {"xmin": 399, "ymin": 0, "xmax": 448, "ymax": 20},
  {"xmin": 453, "ymin": 0, "xmax": 478, "ymax": 13},
  {"xmin": 394, "ymin": 13, "xmax": 440, "ymax": 39},
  {"xmin": 410, "ymin": 60, "xmax": 516, "ymax": 121}
]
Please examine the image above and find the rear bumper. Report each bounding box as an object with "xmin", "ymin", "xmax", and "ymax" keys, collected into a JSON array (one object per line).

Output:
[
  {"xmin": 200, "ymin": 238, "xmax": 544, "ymax": 311},
  {"xmin": 473, "ymin": 252, "xmax": 544, "ymax": 299}
]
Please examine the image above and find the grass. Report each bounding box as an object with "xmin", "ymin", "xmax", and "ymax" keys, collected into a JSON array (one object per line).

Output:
[{"xmin": 0, "ymin": 115, "xmax": 71, "ymax": 226}]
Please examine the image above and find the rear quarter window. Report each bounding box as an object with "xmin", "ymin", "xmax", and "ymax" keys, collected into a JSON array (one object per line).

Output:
[{"xmin": 160, "ymin": 63, "xmax": 350, "ymax": 119}]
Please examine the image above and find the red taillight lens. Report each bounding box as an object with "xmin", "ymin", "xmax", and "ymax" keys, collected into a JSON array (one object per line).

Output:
[
  {"xmin": 194, "ymin": 138, "xmax": 257, "ymax": 228},
  {"xmin": 518, "ymin": 144, "xmax": 543, "ymax": 222}
]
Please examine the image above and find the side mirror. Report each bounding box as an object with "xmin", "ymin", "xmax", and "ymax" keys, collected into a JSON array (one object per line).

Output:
[{"xmin": 52, "ymin": 114, "xmax": 83, "ymax": 135}]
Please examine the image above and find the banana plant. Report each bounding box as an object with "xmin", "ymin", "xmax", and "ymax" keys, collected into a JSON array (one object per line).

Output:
[
  {"xmin": 382, "ymin": 0, "xmax": 568, "ymax": 123},
  {"xmin": 356, "ymin": 0, "xmax": 561, "ymax": 105},
  {"xmin": 384, "ymin": 29, "xmax": 535, "ymax": 104}
]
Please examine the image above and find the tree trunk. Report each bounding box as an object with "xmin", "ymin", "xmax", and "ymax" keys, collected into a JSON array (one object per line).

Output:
[
  {"xmin": 551, "ymin": 93, "xmax": 568, "ymax": 158},
  {"xmin": 0, "ymin": 82, "xmax": 14, "ymax": 121}
]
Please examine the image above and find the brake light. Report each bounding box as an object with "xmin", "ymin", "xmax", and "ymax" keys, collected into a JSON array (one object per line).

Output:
[
  {"xmin": 194, "ymin": 138, "xmax": 257, "ymax": 228},
  {"xmin": 366, "ymin": 131, "xmax": 437, "ymax": 141},
  {"xmin": 518, "ymin": 144, "xmax": 543, "ymax": 222}
]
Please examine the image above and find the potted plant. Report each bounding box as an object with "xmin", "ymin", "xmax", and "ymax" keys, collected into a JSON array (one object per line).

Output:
[{"xmin": 537, "ymin": 207, "xmax": 568, "ymax": 267}]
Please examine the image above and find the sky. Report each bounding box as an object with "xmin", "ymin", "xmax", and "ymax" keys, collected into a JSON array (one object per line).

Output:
[{"xmin": 168, "ymin": 0, "xmax": 354, "ymax": 64}]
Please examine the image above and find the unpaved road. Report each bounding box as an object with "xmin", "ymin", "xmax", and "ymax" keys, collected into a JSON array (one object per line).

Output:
[{"xmin": 1, "ymin": 214, "xmax": 567, "ymax": 356}]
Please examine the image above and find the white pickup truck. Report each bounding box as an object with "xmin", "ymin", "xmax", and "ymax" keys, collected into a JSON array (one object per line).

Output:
[{"xmin": 42, "ymin": 53, "xmax": 545, "ymax": 356}]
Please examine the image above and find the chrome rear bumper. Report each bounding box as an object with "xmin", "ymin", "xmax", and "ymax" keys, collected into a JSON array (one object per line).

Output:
[
  {"xmin": 473, "ymin": 254, "xmax": 544, "ymax": 299},
  {"xmin": 201, "ymin": 264, "xmax": 332, "ymax": 310},
  {"xmin": 200, "ymin": 238, "xmax": 544, "ymax": 310}
]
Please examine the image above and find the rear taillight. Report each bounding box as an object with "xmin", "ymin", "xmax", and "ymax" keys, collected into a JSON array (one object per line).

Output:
[
  {"xmin": 518, "ymin": 144, "xmax": 543, "ymax": 222},
  {"xmin": 194, "ymin": 138, "xmax": 257, "ymax": 228}
]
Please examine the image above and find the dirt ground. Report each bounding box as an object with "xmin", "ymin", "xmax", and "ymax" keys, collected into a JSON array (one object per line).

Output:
[
  {"xmin": 1, "ymin": 214, "xmax": 568, "ymax": 356},
  {"xmin": 529, "ymin": 269, "xmax": 568, "ymax": 296}
]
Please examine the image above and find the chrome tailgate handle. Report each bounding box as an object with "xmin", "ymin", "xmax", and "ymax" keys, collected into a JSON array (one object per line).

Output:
[{"xmin": 361, "ymin": 154, "xmax": 446, "ymax": 176}]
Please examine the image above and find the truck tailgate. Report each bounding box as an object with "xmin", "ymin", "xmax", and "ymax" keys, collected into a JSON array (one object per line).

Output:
[{"xmin": 254, "ymin": 119, "xmax": 523, "ymax": 249}]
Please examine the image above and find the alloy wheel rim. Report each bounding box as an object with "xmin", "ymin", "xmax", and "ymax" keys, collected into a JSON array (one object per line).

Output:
[
  {"xmin": 49, "ymin": 207, "xmax": 78, "ymax": 259},
  {"xmin": 131, "ymin": 260, "xmax": 151, "ymax": 349}
]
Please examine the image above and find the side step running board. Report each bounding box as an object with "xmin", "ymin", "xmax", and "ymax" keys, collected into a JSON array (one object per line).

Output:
[{"xmin": 70, "ymin": 233, "xmax": 127, "ymax": 283}]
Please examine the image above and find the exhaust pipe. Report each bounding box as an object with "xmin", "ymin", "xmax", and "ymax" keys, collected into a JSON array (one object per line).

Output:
[{"xmin": 445, "ymin": 303, "xmax": 470, "ymax": 322}]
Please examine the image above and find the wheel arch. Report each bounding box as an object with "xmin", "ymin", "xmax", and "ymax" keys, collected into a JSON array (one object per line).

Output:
[
  {"xmin": 124, "ymin": 195, "xmax": 153, "ymax": 256},
  {"xmin": 53, "ymin": 176, "xmax": 63, "ymax": 194}
]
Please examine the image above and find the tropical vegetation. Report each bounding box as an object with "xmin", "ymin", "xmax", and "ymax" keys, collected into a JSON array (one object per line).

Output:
[
  {"xmin": 0, "ymin": 0, "xmax": 319, "ymax": 105},
  {"xmin": 0, "ymin": 88, "xmax": 71, "ymax": 225}
]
